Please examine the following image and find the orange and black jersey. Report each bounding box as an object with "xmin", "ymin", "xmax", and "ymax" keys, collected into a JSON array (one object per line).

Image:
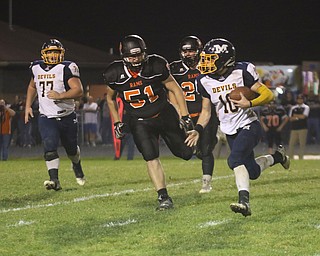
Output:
[
  {"xmin": 103, "ymin": 54, "xmax": 170, "ymax": 119},
  {"xmin": 170, "ymin": 60, "xmax": 202, "ymax": 115}
]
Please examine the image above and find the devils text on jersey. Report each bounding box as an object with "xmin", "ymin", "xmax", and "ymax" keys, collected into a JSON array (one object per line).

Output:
[
  {"xmin": 196, "ymin": 62, "xmax": 259, "ymax": 135},
  {"xmin": 30, "ymin": 60, "xmax": 79, "ymax": 118}
]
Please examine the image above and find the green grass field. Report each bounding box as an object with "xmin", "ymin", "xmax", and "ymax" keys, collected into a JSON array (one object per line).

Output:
[{"xmin": 1, "ymin": 156, "xmax": 319, "ymax": 256}]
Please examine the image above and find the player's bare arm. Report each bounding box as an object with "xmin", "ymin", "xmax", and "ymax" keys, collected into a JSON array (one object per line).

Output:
[
  {"xmin": 47, "ymin": 77, "xmax": 83, "ymax": 100},
  {"xmin": 106, "ymin": 86, "xmax": 121, "ymax": 123},
  {"xmin": 25, "ymin": 78, "xmax": 37, "ymax": 123},
  {"xmin": 185, "ymin": 97, "xmax": 211, "ymax": 147},
  {"xmin": 163, "ymin": 74, "xmax": 189, "ymax": 117},
  {"xmin": 167, "ymin": 90, "xmax": 180, "ymax": 116}
]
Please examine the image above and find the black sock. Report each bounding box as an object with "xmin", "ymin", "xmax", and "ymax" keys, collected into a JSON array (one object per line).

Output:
[
  {"xmin": 272, "ymin": 151, "xmax": 283, "ymax": 165},
  {"xmin": 239, "ymin": 190, "xmax": 249, "ymax": 203},
  {"xmin": 72, "ymin": 161, "xmax": 84, "ymax": 178},
  {"xmin": 157, "ymin": 188, "xmax": 169, "ymax": 200},
  {"xmin": 48, "ymin": 168, "xmax": 59, "ymax": 181}
]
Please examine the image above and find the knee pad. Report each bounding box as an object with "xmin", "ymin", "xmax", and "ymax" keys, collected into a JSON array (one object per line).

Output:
[
  {"xmin": 68, "ymin": 146, "xmax": 80, "ymax": 163},
  {"xmin": 195, "ymin": 148, "xmax": 203, "ymax": 160},
  {"xmin": 44, "ymin": 151, "xmax": 59, "ymax": 161},
  {"xmin": 227, "ymin": 155, "xmax": 238, "ymax": 169},
  {"xmin": 65, "ymin": 145, "xmax": 79, "ymax": 156},
  {"xmin": 247, "ymin": 166, "xmax": 261, "ymax": 180},
  {"xmin": 180, "ymin": 147, "xmax": 193, "ymax": 160}
]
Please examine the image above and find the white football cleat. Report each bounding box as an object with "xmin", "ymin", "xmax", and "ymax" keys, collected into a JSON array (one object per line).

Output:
[
  {"xmin": 76, "ymin": 177, "xmax": 86, "ymax": 186},
  {"xmin": 199, "ymin": 176, "xmax": 212, "ymax": 194}
]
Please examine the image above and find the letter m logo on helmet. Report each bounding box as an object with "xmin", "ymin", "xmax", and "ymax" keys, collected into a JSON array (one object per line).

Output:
[{"xmin": 212, "ymin": 44, "xmax": 229, "ymax": 54}]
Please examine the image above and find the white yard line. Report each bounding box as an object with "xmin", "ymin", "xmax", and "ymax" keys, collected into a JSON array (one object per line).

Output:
[
  {"xmin": 1, "ymin": 175, "xmax": 234, "ymax": 214},
  {"xmin": 101, "ymin": 218, "xmax": 137, "ymax": 228},
  {"xmin": 198, "ymin": 219, "xmax": 230, "ymax": 228}
]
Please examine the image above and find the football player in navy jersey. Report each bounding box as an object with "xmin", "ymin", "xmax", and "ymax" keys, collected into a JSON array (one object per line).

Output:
[
  {"xmin": 170, "ymin": 36, "xmax": 218, "ymax": 193},
  {"xmin": 25, "ymin": 39, "xmax": 86, "ymax": 191},
  {"xmin": 103, "ymin": 35, "xmax": 194, "ymax": 210},
  {"xmin": 186, "ymin": 38, "xmax": 290, "ymax": 216}
]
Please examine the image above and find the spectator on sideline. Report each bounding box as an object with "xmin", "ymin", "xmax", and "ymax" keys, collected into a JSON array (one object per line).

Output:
[
  {"xmin": 9, "ymin": 95, "xmax": 23, "ymax": 146},
  {"xmin": 260, "ymin": 100, "xmax": 289, "ymax": 154},
  {"xmin": 99, "ymin": 92, "xmax": 112, "ymax": 145},
  {"xmin": 280, "ymin": 90, "xmax": 296, "ymax": 144},
  {"xmin": 103, "ymin": 35, "xmax": 193, "ymax": 210},
  {"xmin": 306, "ymin": 94, "xmax": 320, "ymax": 144},
  {"xmin": 288, "ymin": 94, "xmax": 310, "ymax": 159},
  {"xmin": 83, "ymin": 95, "xmax": 98, "ymax": 147},
  {"xmin": 169, "ymin": 36, "xmax": 218, "ymax": 193},
  {"xmin": 186, "ymin": 38, "xmax": 290, "ymax": 217},
  {"xmin": 25, "ymin": 39, "xmax": 85, "ymax": 190},
  {"xmin": 0, "ymin": 99, "xmax": 16, "ymax": 160}
]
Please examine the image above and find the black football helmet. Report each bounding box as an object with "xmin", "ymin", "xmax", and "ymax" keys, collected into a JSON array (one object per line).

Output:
[
  {"xmin": 119, "ymin": 35, "xmax": 148, "ymax": 71},
  {"xmin": 41, "ymin": 39, "xmax": 65, "ymax": 65},
  {"xmin": 198, "ymin": 38, "xmax": 235, "ymax": 75},
  {"xmin": 179, "ymin": 36, "xmax": 203, "ymax": 68}
]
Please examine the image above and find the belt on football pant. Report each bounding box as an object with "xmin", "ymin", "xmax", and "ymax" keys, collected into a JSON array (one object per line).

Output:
[
  {"xmin": 190, "ymin": 112, "xmax": 200, "ymax": 118},
  {"xmin": 137, "ymin": 112, "xmax": 160, "ymax": 121}
]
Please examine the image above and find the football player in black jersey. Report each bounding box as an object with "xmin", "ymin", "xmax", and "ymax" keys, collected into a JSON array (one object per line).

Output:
[
  {"xmin": 25, "ymin": 39, "xmax": 86, "ymax": 191},
  {"xmin": 170, "ymin": 36, "xmax": 218, "ymax": 193},
  {"xmin": 103, "ymin": 35, "xmax": 194, "ymax": 210}
]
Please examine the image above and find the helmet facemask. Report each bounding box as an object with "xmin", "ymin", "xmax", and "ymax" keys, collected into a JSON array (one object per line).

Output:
[
  {"xmin": 180, "ymin": 49, "xmax": 201, "ymax": 68},
  {"xmin": 122, "ymin": 51, "xmax": 147, "ymax": 72},
  {"xmin": 179, "ymin": 36, "xmax": 203, "ymax": 68},
  {"xmin": 41, "ymin": 47, "xmax": 65, "ymax": 65},
  {"xmin": 198, "ymin": 38, "xmax": 236, "ymax": 75},
  {"xmin": 198, "ymin": 53, "xmax": 219, "ymax": 74},
  {"xmin": 41, "ymin": 39, "xmax": 65, "ymax": 65},
  {"xmin": 120, "ymin": 35, "xmax": 148, "ymax": 72}
]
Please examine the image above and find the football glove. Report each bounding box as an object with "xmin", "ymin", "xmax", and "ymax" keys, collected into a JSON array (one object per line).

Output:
[
  {"xmin": 179, "ymin": 115, "xmax": 194, "ymax": 134},
  {"xmin": 114, "ymin": 122, "xmax": 127, "ymax": 139}
]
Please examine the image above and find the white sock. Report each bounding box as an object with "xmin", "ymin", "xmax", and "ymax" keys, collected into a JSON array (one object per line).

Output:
[
  {"xmin": 46, "ymin": 158, "xmax": 60, "ymax": 170},
  {"xmin": 202, "ymin": 174, "xmax": 212, "ymax": 181},
  {"xmin": 255, "ymin": 155, "xmax": 274, "ymax": 173},
  {"xmin": 234, "ymin": 165, "xmax": 250, "ymax": 192}
]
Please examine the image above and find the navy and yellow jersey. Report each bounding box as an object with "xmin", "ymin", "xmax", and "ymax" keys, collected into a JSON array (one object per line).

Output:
[
  {"xmin": 260, "ymin": 105, "xmax": 288, "ymax": 129},
  {"xmin": 170, "ymin": 60, "xmax": 202, "ymax": 115},
  {"xmin": 196, "ymin": 62, "xmax": 259, "ymax": 135},
  {"xmin": 103, "ymin": 54, "xmax": 171, "ymax": 119},
  {"xmin": 29, "ymin": 60, "xmax": 79, "ymax": 118}
]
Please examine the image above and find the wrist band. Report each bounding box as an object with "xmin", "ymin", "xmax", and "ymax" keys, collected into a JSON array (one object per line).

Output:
[{"xmin": 194, "ymin": 124, "xmax": 204, "ymax": 134}]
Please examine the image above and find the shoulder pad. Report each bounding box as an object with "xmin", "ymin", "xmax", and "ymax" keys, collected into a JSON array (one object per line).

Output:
[
  {"xmin": 169, "ymin": 60, "xmax": 185, "ymax": 74},
  {"xmin": 103, "ymin": 60, "xmax": 125, "ymax": 84}
]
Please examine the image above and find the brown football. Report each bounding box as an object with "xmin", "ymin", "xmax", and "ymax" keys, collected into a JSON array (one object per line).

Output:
[{"xmin": 228, "ymin": 87, "xmax": 258, "ymax": 100}]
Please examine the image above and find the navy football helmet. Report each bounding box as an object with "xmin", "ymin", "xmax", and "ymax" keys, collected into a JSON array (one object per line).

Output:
[
  {"xmin": 119, "ymin": 35, "xmax": 148, "ymax": 71},
  {"xmin": 41, "ymin": 39, "xmax": 65, "ymax": 65},
  {"xmin": 179, "ymin": 36, "xmax": 203, "ymax": 68},
  {"xmin": 198, "ymin": 38, "xmax": 235, "ymax": 74}
]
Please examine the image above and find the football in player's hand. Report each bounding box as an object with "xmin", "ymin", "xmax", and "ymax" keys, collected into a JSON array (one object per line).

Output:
[{"xmin": 228, "ymin": 87, "xmax": 258, "ymax": 101}]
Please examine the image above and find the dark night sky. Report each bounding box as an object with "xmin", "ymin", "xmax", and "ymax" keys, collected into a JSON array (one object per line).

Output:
[{"xmin": 0, "ymin": 0, "xmax": 319, "ymax": 65}]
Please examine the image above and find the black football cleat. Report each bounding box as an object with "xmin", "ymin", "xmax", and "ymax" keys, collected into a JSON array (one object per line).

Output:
[
  {"xmin": 230, "ymin": 202, "xmax": 251, "ymax": 217},
  {"xmin": 276, "ymin": 145, "xmax": 290, "ymax": 169},
  {"xmin": 44, "ymin": 180, "xmax": 62, "ymax": 191},
  {"xmin": 156, "ymin": 196, "xmax": 174, "ymax": 211}
]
